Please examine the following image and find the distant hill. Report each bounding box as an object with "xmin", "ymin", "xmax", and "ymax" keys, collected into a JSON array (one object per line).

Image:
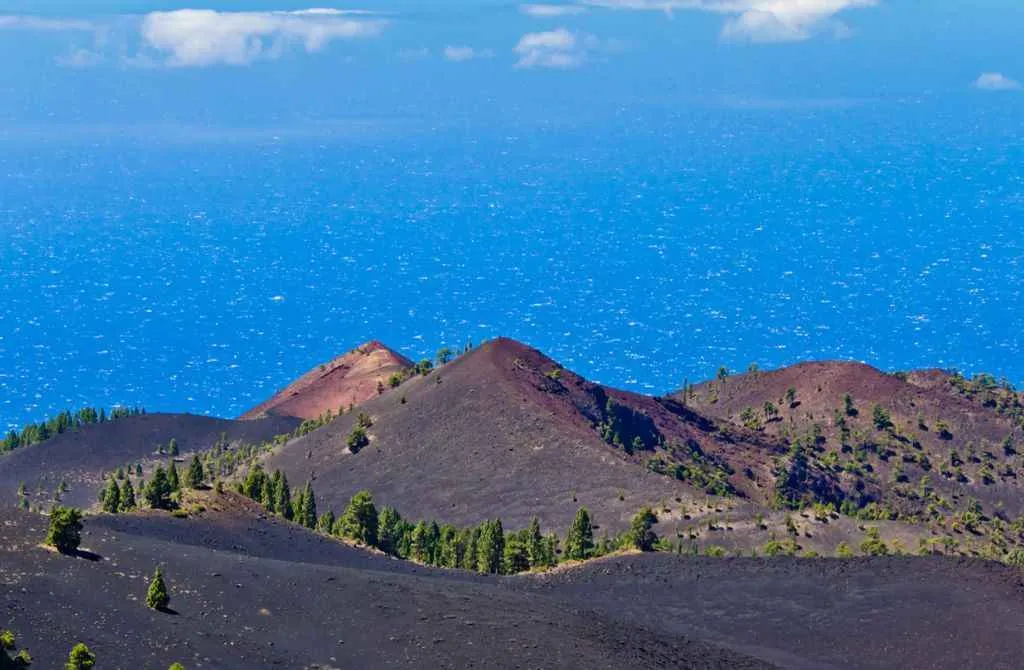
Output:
[
  {"xmin": 239, "ymin": 340, "xmax": 413, "ymax": 420},
  {"xmin": 678, "ymin": 361, "xmax": 1024, "ymax": 521},
  {"xmin": 0, "ymin": 413, "xmax": 298, "ymax": 509},
  {"xmin": 262, "ymin": 337, "xmax": 800, "ymax": 534}
]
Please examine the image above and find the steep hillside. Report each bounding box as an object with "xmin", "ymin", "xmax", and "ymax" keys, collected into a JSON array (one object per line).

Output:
[
  {"xmin": 240, "ymin": 340, "xmax": 413, "ymax": 420},
  {"xmin": 261, "ymin": 338, "xmax": 811, "ymax": 535},
  {"xmin": 0, "ymin": 505, "xmax": 765, "ymax": 670},
  {"xmin": 0, "ymin": 413, "xmax": 298, "ymax": 509},
  {"xmin": 678, "ymin": 362, "xmax": 1024, "ymax": 554}
]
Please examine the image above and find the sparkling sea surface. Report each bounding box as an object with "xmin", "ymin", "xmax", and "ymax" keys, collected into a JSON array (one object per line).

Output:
[{"xmin": 1, "ymin": 99, "xmax": 1022, "ymax": 429}]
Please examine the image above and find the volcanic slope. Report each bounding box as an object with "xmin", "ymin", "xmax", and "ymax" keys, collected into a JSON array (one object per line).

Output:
[
  {"xmin": 263, "ymin": 338, "xmax": 800, "ymax": 534},
  {"xmin": 240, "ymin": 340, "xmax": 413, "ymax": 421},
  {"xmin": 5, "ymin": 498, "xmax": 1023, "ymax": 669},
  {"xmin": 679, "ymin": 361, "xmax": 1024, "ymax": 518},
  {"xmin": 521, "ymin": 552, "xmax": 1024, "ymax": 670},
  {"xmin": 0, "ymin": 504, "xmax": 767, "ymax": 670},
  {"xmin": 0, "ymin": 413, "xmax": 298, "ymax": 509}
]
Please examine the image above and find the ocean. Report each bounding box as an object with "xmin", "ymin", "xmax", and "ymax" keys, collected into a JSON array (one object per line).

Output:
[{"xmin": 1, "ymin": 98, "xmax": 1022, "ymax": 428}]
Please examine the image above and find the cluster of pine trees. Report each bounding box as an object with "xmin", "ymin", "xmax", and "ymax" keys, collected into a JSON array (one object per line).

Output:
[
  {"xmin": 237, "ymin": 467, "xmax": 661, "ymax": 574},
  {"xmin": 100, "ymin": 455, "xmax": 206, "ymax": 513},
  {"xmin": 1, "ymin": 406, "xmax": 145, "ymax": 454},
  {"xmin": 238, "ymin": 465, "xmax": 317, "ymax": 525}
]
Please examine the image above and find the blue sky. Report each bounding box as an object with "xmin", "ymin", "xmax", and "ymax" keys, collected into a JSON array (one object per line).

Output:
[{"xmin": 0, "ymin": 1, "xmax": 1022, "ymax": 132}]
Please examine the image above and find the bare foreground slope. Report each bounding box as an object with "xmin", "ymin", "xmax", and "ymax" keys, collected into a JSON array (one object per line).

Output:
[
  {"xmin": 0, "ymin": 504, "xmax": 766, "ymax": 670},
  {"xmin": 3, "ymin": 500, "xmax": 1024, "ymax": 669}
]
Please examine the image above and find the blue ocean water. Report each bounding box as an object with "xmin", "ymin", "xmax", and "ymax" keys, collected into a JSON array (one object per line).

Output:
[{"xmin": 1, "ymin": 99, "xmax": 1022, "ymax": 429}]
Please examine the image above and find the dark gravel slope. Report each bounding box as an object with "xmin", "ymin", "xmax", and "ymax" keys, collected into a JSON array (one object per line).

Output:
[
  {"xmin": 522, "ymin": 552, "xmax": 1024, "ymax": 670},
  {"xmin": 0, "ymin": 507, "xmax": 769, "ymax": 670},
  {"xmin": 0, "ymin": 413, "xmax": 299, "ymax": 508}
]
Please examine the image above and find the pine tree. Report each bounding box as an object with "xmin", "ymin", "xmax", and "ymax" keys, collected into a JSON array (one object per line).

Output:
[
  {"xmin": 292, "ymin": 486, "xmax": 306, "ymax": 520},
  {"xmin": 437, "ymin": 525, "xmax": 459, "ymax": 568},
  {"xmin": 503, "ymin": 529, "xmax": 531, "ymax": 574},
  {"xmin": 46, "ymin": 506, "xmax": 83, "ymax": 554},
  {"xmin": 427, "ymin": 521, "xmax": 441, "ymax": 565},
  {"xmin": 564, "ymin": 507, "xmax": 594, "ymax": 561},
  {"xmin": 260, "ymin": 476, "xmax": 275, "ymax": 511},
  {"xmin": 542, "ymin": 533, "xmax": 559, "ymax": 567},
  {"xmin": 144, "ymin": 467, "xmax": 173, "ymax": 510},
  {"xmin": 274, "ymin": 471, "xmax": 293, "ymax": 520},
  {"xmin": 476, "ymin": 519, "xmax": 505, "ymax": 574},
  {"xmin": 146, "ymin": 567, "xmax": 170, "ymax": 611},
  {"xmin": 65, "ymin": 642, "xmax": 95, "ymax": 670},
  {"xmin": 525, "ymin": 516, "xmax": 544, "ymax": 567},
  {"xmin": 186, "ymin": 454, "xmax": 204, "ymax": 489},
  {"xmin": 168, "ymin": 438, "xmax": 179, "ymax": 456},
  {"xmin": 377, "ymin": 507, "xmax": 402, "ymax": 555},
  {"xmin": 121, "ymin": 479, "xmax": 137, "ymax": 511},
  {"xmin": 463, "ymin": 526, "xmax": 481, "ymax": 570},
  {"xmin": 339, "ymin": 490, "xmax": 378, "ymax": 546},
  {"xmin": 410, "ymin": 521, "xmax": 430, "ymax": 563},
  {"xmin": 626, "ymin": 507, "xmax": 659, "ymax": 551},
  {"xmin": 316, "ymin": 510, "xmax": 335, "ymax": 535},
  {"xmin": 167, "ymin": 461, "xmax": 180, "ymax": 492},
  {"xmin": 299, "ymin": 483, "xmax": 317, "ymax": 529},
  {"xmin": 102, "ymin": 479, "xmax": 121, "ymax": 513}
]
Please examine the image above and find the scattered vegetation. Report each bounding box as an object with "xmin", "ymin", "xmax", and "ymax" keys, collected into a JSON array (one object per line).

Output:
[
  {"xmin": 1, "ymin": 406, "xmax": 145, "ymax": 454},
  {"xmin": 146, "ymin": 567, "xmax": 170, "ymax": 611},
  {"xmin": 46, "ymin": 507, "xmax": 83, "ymax": 555},
  {"xmin": 64, "ymin": 643, "xmax": 95, "ymax": 670},
  {"xmin": 1, "ymin": 629, "xmax": 32, "ymax": 668}
]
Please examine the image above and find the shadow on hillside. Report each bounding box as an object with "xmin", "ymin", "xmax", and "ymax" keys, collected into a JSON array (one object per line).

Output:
[
  {"xmin": 72, "ymin": 548, "xmax": 103, "ymax": 562},
  {"xmin": 155, "ymin": 606, "xmax": 179, "ymax": 616}
]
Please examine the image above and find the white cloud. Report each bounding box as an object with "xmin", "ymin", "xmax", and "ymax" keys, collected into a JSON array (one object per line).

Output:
[
  {"xmin": 584, "ymin": 0, "xmax": 877, "ymax": 42},
  {"xmin": 138, "ymin": 9, "xmax": 386, "ymax": 67},
  {"xmin": 974, "ymin": 72, "xmax": 1021, "ymax": 92},
  {"xmin": 520, "ymin": 4, "xmax": 589, "ymax": 17},
  {"xmin": 514, "ymin": 28, "xmax": 598, "ymax": 69},
  {"xmin": 443, "ymin": 45, "xmax": 495, "ymax": 62}
]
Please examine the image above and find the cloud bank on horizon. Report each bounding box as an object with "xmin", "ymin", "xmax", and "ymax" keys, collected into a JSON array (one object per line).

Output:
[
  {"xmin": 576, "ymin": 0, "xmax": 877, "ymax": 42},
  {"xmin": 138, "ymin": 9, "xmax": 386, "ymax": 66}
]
